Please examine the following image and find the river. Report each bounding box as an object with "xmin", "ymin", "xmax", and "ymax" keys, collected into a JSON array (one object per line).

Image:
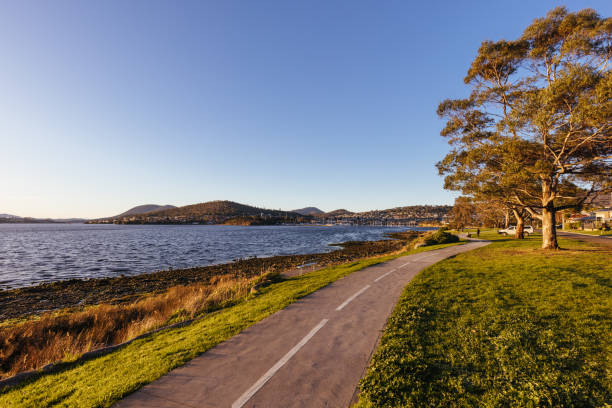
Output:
[{"xmin": 0, "ymin": 223, "xmax": 434, "ymax": 289}]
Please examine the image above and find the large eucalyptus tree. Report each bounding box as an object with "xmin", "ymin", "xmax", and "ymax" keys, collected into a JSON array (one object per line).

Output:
[{"xmin": 438, "ymin": 7, "xmax": 611, "ymax": 249}]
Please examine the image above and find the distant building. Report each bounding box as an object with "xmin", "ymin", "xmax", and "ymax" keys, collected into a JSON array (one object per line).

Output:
[{"xmin": 595, "ymin": 208, "xmax": 612, "ymax": 223}]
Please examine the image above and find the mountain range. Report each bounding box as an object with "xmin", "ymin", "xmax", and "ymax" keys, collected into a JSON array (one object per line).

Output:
[
  {"xmin": 88, "ymin": 200, "xmax": 311, "ymax": 225},
  {"xmin": 87, "ymin": 200, "xmax": 451, "ymax": 226},
  {"xmin": 0, "ymin": 214, "xmax": 87, "ymax": 223},
  {"xmin": 3, "ymin": 202, "xmax": 453, "ymax": 226},
  {"xmin": 0, "ymin": 205, "xmax": 176, "ymax": 224}
]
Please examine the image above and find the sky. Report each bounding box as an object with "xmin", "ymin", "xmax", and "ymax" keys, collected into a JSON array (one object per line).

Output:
[{"xmin": 1, "ymin": 1, "xmax": 610, "ymax": 218}]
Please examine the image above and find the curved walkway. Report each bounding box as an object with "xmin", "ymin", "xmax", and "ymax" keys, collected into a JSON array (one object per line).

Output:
[{"xmin": 116, "ymin": 241, "xmax": 489, "ymax": 408}]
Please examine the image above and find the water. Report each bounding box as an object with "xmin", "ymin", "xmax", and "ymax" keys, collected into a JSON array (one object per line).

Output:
[{"xmin": 0, "ymin": 223, "xmax": 431, "ymax": 289}]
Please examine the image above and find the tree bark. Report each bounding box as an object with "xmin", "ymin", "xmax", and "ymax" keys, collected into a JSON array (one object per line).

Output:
[
  {"xmin": 504, "ymin": 209, "xmax": 510, "ymax": 229},
  {"xmin": 540, "ymin": 175, "xmax": 560, "ymax": 249},
  {"xmin": 541, "ymin": 205, "xmax": 559, "ymax": 249},
  {"xmin": 512, "ymin": 209, "xmax": 525, "ymax": 239}
]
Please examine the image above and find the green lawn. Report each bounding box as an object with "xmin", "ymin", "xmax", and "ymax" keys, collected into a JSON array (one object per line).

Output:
[
  {"xmin": 562, "ymin": 229, "xmax": 612, "ymax": 237},
  {"xmin": 0, "ymin": 242, "xmax": 463, "ymax": 408},
  {"xmin": 357, "ymin": 234, "xmax": 612, "ymax": 407}
]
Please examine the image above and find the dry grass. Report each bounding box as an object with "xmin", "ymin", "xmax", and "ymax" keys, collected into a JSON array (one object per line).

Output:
[{"xmin": 0, "ymin": 272, "xmax": 274, "ymax": 379}]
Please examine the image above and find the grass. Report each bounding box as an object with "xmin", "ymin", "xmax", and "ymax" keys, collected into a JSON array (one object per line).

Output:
[
  {"xmin": 562, "ymin": 229, "xmax": 612, "ymax": 237},
  {"xmin": 0, "ymin": 273, "xmax": 269, "ymax": 379},
  {"xmin": 0, "ymin": 234, "xmax": 422, "ymax": 380},
  {"xmin": 0, "ymin": 241, "xmax": 463, "ymax": 407},
  {"xmin": 356, "ymin": 233, "xmax": 612, "ymax": 407}
]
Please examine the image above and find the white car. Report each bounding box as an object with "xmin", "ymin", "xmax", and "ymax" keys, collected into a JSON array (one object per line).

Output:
[{"xmin": 498, "ymin": 225, "xmax": 534, "ymax": 236}]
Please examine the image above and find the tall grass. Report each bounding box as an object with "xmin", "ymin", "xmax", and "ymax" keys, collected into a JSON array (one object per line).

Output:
[{"xmin": 0, "ymin": 272, "xmax": 274, "ymax": 379}]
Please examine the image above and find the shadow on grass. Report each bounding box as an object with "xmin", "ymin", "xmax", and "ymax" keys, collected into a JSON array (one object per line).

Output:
[
  {"xmin": 563, "ymin": 267, "xmax": 612, "ymax": 289},
  {"xmin": 557, "ymin": 247, "xmax": 607, "ymax": 253},
  {"xmin": 1, "ymin": 357, "xmax": 97, "ymax": 394}
]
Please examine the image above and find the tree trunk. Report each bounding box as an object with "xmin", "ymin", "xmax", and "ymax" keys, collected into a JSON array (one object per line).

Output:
[
  {"xmin": 504, "ymin": 209, "xmax": 510, "ymax": 229},
  {"xmin": 512, "ymin": 209, "xmax": 525, "ymax": 239},
  {"xmin": 541, "ymin": 176, "xmax": 559, "ymax": 249},
  {"xmin": 541, "ymin": 205, "xmax": 559, "ymax": 249}
]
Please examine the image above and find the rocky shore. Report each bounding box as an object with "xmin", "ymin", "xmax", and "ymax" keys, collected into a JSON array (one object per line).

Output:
[{"xmin": 0, "ymin": 231, "xmax": 418, "ymax": 321}]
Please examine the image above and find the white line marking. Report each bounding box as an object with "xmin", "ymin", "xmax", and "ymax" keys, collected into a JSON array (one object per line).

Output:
[
  {"xmin": 232, "ymin": 319, "xmax": 329, "ymax": 408},
  {"xmin": 374, "ymin": 269, "xmax": 395, "ymax": 282},
  {"xmin": 335, "ymin": 285, "xmax": 371, "ymax": 311}
]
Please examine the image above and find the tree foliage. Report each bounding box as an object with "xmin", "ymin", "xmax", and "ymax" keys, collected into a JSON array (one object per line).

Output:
[
  {"xmin": 449, "ymin": 196, "xmax": 476, "ymax": 230},
  {"xmin": 438, "ymin": 7, "xmax": 612, "ymax": 249}
]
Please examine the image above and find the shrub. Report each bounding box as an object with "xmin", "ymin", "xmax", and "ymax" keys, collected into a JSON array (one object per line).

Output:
[{"xmin": 413, "ymin": 229, "xmax": 459, "ymax": 248}]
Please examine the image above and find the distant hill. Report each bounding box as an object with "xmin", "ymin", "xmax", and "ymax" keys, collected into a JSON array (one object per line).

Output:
[
  {"xmin": 321, "ymin": 209, "xmax": 354, "ymax": 217},
  {"xmin": 0, "ymin": 214, "xmax": 87, "ymax": 223},
  {"xmin": 86, "ymin": 201, "xmax": 452, "ymax": 226},
  {"xmin": 151, "ymin": 201, "xmax": 297, "ymax": 218},
  {"xmin": 310, "ymin": 205, "xmax": 452, "ymax": 226},
  {"xmin": 114, "ymin": 204, "xmax": 177, "ymax": 218},
  {"xmin": 89, "ymin": 200, "xmax": 311, "ymax": 225},
  {"xmin": 52, "ymin": 218, "xmax": 88, "ymax": 223},
  {"xmin": 292, "ymin": 207, "xmax": 324, "ymax": 216}
]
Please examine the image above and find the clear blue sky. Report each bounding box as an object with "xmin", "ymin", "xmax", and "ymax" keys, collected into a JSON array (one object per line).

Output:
[{"xmin": 1, "ymin": 1, "xmax": 610, "ymax": 218}]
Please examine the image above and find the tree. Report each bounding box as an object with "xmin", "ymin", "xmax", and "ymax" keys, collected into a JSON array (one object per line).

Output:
[
  {"xmin": 449, "ymin": 196, "xmax": 476, "ymax": 230},
  {"xmin": 438, "ymin": 7, "xmax": 611, "ymax": 249},
  {"xmin": 435, "ymin": 108, "xmax": 536, "ymax": 239},
  {"xmin": 473, "ymin": 198, "xmax": 510, "ymax": 229},
  {"xmin": 436, "ymin": 130, "xmax": 532, "ymax": 239}
]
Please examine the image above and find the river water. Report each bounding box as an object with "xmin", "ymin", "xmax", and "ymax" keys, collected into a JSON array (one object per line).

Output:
[{"xmin": 0, "ymin": 223, "xmax": 432, "ymax": 289}]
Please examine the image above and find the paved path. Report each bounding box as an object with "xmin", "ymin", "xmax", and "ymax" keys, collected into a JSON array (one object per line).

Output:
[
  {"xmin": 558, "ymin": 231, "xmax": 612, "ymax": 247},
  {"xmin": 116, "ymin": 241, "xmax": 489, "ymax": 408}
]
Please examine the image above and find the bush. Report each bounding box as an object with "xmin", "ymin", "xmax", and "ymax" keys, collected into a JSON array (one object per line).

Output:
[{"xmin": 413, "ymin": 229, "xmax": 459, "ymax": 248}]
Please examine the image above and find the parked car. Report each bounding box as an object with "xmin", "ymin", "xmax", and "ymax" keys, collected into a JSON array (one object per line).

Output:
[{"xmin": 498, "ymin": 225, "xmax": 534, "ymax": 236}]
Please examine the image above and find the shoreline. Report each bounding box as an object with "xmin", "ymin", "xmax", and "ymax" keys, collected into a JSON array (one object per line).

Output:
[
  {"xmin": 0, "ymin": 231, "xmax": 418, "ymax": 321},
  {"xmin": 0, "ymin": 224, "xmax": 425, "ymax": 291}
]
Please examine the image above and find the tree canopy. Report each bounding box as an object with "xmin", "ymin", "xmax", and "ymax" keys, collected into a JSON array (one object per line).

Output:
[{"xmin": 437, "ymin": 7, "xmax": 611, "ymax": 249}]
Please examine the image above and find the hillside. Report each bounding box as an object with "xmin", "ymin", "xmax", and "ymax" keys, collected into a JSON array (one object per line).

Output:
[
  {"xmin": 314, "ymin": 205, "xmax": 452, "ymax": 226},
  {"xmin": 114, "ymin": 204, "xmax": 177, "ymax": 218},
  {"xmin": 87, "ymin": 201, "xmax": 452, "ymax": 226},
  {"xmin": 292, "ymin": 207, "xmax": 324, "ymax": 216},
  {"xmin": 0, "ymin": 214, "xmax": 87, "ymax": 223},
  {"xmin": 90, "ymin": 200, "xmax": 311, "ymax": 225},
  {"xmin": 322, "ymin": 209, "xmax": 354, "ymax": 217}
]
